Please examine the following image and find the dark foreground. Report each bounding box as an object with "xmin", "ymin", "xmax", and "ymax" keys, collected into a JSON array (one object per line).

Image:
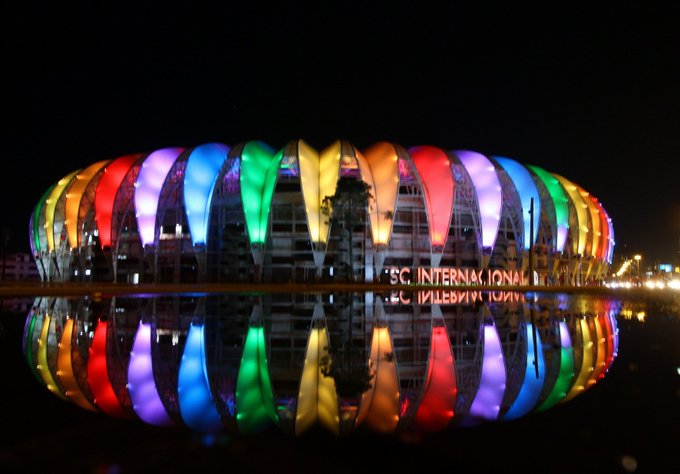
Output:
[{"xmin": 1, "ymin": 295, "xmax": 679, "ymax": 474}]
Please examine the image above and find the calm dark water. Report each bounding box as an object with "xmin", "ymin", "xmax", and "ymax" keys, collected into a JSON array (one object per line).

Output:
[{"xmin": 1, "ymin": 291, "xmax": 678, "ymax": 474}]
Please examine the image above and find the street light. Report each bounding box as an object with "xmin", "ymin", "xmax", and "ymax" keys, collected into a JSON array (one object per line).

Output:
[{"xmin": 634, "ymin": 254, "xmax": 642, "ymax": 279}]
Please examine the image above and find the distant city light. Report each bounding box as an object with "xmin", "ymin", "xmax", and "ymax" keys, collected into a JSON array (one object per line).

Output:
[{"xmin": 615, "ymin": 259, "xmax": 632, "ymax": 277}]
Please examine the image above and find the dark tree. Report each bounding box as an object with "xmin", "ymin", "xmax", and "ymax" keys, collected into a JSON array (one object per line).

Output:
[
  {"xmin": 320, "ymin": 182, "xmax": 374, "ymax": 402},
  {"xmin": 1, "ymin": 228, "xmax": 11, "ymax": 282},
  {"xmin": 320, "ymin": 350, "xmax": 373, "ymax": 399},
  {"xmin": 321, "ymin": 177, "xmax": 372, "ymax": 282}
]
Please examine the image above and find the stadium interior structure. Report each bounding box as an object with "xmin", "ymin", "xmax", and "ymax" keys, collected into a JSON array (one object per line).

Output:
[{"xmin": 29, "ymin": 140, "xmax": 615, "ymax": 286}]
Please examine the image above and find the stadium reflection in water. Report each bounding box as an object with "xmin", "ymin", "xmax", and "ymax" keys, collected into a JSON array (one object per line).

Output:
[{"xmin": 22, "ymin": 291, "xmax": 620, "ymax": 437}]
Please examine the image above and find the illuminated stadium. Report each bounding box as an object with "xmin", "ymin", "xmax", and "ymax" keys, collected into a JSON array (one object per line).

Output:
[
  {"xmin": 29, "ymin": 140, "xmax": 615, "ymax": 285},
  {"xmin": 22, "ymin": 293, "xmax": 620, "ymax": 436}
]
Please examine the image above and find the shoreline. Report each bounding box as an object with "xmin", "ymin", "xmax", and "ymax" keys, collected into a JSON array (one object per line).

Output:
[{"xmin": 0, "ymin": 281, "xmax": 675, "ymax": 299}]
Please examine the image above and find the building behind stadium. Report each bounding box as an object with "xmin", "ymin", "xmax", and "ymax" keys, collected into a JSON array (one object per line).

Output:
[{"xmin": 29, "ymin": 140, "xmax": 614, "ymax": 286}]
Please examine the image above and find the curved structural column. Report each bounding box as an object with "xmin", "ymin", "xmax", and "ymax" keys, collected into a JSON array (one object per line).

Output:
[
  {"xmin": 502, "ymin": 322, "xmax": 545, "ymax": 420},
  {"xmin": 494, "ymin": 156, "xmax": 541, "ymax": 251},
  {"xmin": 87, "ymin": 319, "xmax": 129, "ymax": 417},
  {"xmin": 409, "ymin": 146, "xmax": 455, "ymax": 267},
  {"xmin": 183, "ymin": 143, "xmax": 230, "ymax": 246},
  {"xmin": 527, "ymin": 165, "xmax": 569, "ymax": 253},
  {"xmin": 411, "ymin": 307, "xmax": 457, "ymax": 433},
  {"xmin": 464, "ymin": 320, "xmax": 506, "ymax": 424},
  {"xmin": 356, "ymin": 322, "xmax": 400, "ymax": 433},
  {"xmin": 537, "ymin": 320, "xmax": 575, "ymax": 411},
  {"xmin": 235, "ymin": 319, "xmax": 278, "ymax": 435},
  {"xmin": 128, "ymin": 321, "xmax": 174, "ymax": 426},
  {"xmin": 355, "ymin": 143, "xmax": 399, "ymax": 246},
  {"xmin": 295, "ymin": 303, "xmax": 340, "ymax": 436},
  {"xmin": 30, "ymin": 184, "xmax": 56, "ymax": 280},
  {"xmin": 37, "ymin": 313, "xmax": 67, "ymax": 400},
  {"xmin": 454, "ymin": 150, "xmax": 502, "ymax": 256},
  {"xmin": 94, "ymin": 154, "xmax": 144, "ymax": 249},
  {"xmin": 563, "ymin": 318, "xmax": 594, "ymax": 402},
  {"xmin": 178, "ymin": 324, "xmax": 223, "ymax": 432},
  {"xmin": 134, "ymin": 147, "xmax": 185, "ymax": 247},
  {"xmin": 57, "ymin": 319, "xmax": 98, "ymax": 411},
  {"xmin": 65, "ymin": 161, "xmax": 110, "ymax": 250},
  {"xmin": 45, "ymin": 171, "xmax": 80, "ymax": 254},
  {"xmin": 238, "ymin": 141, "xmax": 283, "ymax": 268},
  {"xmin": 553, "ymin": 174, "xmax": 589, "ymax": 257},
  {"xmin": 295, "ymin": 140, "xmax": 343, "ymax": 269}
]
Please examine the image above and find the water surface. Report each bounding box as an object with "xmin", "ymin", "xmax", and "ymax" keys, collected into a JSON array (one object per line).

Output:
[{"xmin": 1, "ymin": 290, "xmax": 679, "ymax": 473}]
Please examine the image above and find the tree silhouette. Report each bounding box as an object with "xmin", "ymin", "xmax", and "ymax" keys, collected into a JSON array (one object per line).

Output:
[
  {"xmin": 321, "ymin": 177, "xmax": 372, "ymax": 282},
  {"xmin": 320, "ymin": 350, "xmax": 373, "ymax": 398},
  {"xmin": 1, "ymin": 228, "xmax": 11, "ymax": 282},
  {"xmin": 320, "ymin": 182, "xmax": 374, "ymax": 403}
]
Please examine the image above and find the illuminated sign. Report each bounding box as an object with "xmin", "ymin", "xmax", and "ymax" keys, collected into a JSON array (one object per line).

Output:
[
  {"xmin": 658, "ymin": 263, "xmax": 672, "ymax": 273},
  {"xmin": 387, "ymin": 266, "xmax": 527, "ymax": 286},
  {"xmin": 386, "ymin": 290, "xmax": 525, "ymax": 305}
]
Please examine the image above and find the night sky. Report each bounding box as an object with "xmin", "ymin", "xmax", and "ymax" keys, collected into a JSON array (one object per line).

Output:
[{"xmin": 4, "ymin": 3, "xmax": 680, "ymax": 266}]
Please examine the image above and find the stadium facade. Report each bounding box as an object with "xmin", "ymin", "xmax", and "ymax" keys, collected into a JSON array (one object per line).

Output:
[
  {"xmin": 23, "ymin": 293, "xmax": 620, "ymax": 435},
  {"xmin": 29, "ymin": 140, "xmax": 614, "ymax": 285}
]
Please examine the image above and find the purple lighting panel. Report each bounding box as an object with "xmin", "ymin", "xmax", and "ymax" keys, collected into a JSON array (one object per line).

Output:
[
  {"xmin": 455, "ymin": 150, "xmax": 502, "ymax": 250},
  {"xmin": 468, "ymin": 322, "xmax": 506, "ymax": 421},
  {"xmin": 134, "ymin": 147, "xmax": 184, "ymax": 247},
  {"xmin": 127, "ymin": 321, "xmax": 174, "ymax": 426}
]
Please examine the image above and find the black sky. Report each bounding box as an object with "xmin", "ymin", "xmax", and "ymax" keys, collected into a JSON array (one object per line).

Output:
[{"xmin": 3, "ymin": 3, "xmax": 680, "ymax": 266}]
